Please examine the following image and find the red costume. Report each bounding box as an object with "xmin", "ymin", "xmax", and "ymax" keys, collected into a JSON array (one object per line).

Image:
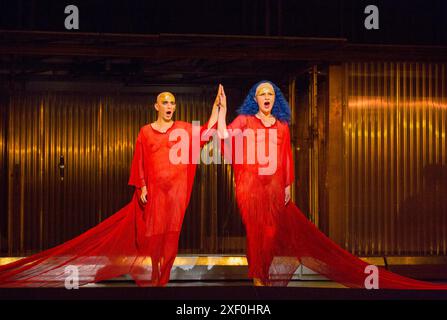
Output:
[
  {"xmin": 224, "ymin": 114, "xmax": 447, "ymax": 289},
  {"xmin": 0, "ymin": 121, "xmax": 212, "ymax": 287}
]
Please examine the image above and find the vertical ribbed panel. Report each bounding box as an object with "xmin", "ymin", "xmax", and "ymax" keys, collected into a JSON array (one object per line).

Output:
[
  {"xmin": 4, "ymin": 92, "xmax": 244, "ymax": 256},
  {"xmin": 308, "ymin": 66, "xmax": 319, "ymax": 226},
  {"xmin": 343, "ymin": 63, "xmax": 447, "ymax": 256},
  {"xmin": 0, "ymin": 95, "xmax": 7, "ymax": 254},
  {"xmin": 6, "ymin": 94, "xmax": 103, "ymax": 254}
]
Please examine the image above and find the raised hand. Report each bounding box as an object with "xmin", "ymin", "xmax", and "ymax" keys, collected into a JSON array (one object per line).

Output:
[
  {"xmin": 206, "ymin": 84, "xmax": 222, "ymax": 130},
  {"xmin": 218, "ymin": 84, "xmax": 227, "ymax": 111},
  {"xmin": 213, "ymin": 84, "xmax": 223, "ymax": 109},
  {"xmin": 217, "ymin": 84, "xmax": 229, "ymax": 139}
]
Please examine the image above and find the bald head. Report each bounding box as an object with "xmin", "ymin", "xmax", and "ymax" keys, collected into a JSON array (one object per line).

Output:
[
  {"xmin": 155, "ymin": 91, "xmax": 176, "ymax": 121},
  {"xmin": 156, "ymin": 92, "xmax": 176, "ymax": 105}
]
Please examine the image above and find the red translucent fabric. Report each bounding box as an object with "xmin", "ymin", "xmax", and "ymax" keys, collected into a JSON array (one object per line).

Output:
[
  {"xmin": 223, "ymin": 115, "xmax": 447, "ymax": 289},
  {"xmin": 0, "ymin": 121, "xmax": 213, "ymax": 287}
]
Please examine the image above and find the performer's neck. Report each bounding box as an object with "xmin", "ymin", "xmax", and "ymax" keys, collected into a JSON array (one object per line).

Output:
[
  {"xmin": 257, "ymin": 110, "xmax": 272, "ymax": 118},
  {"xmin": 155, "ymin": 117, "xmax": 174, "ymax": 125}
]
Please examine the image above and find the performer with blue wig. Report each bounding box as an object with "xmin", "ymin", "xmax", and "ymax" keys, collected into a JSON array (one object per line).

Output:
[
  {"xmin": 236, "ymin": 80, "xmax": 292, "ymax": 123},
  {"xmin": 217, "ymin": 81, "xmax": 447, "ymax": 289},
  {"xmin": 218, "ymin": 80, "xmax": 295, "ymax": 286}
]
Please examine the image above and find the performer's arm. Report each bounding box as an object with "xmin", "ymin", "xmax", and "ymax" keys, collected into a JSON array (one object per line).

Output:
[
  {"xmin": 217, "ymin": 85, "xmax": 229, "ymax": 139},
  {"xmin": 217, "ymin": 86, "xmax": 248, "ymax": 137},
  {"xmin": 200, "ymin": 84, "xmax": 222, "ymax": 146},
  {"xmin": 216, "ymin": 85, "xmax": 249, "ymax": 162},
  {"xmin": 206, "ymin": 84, "xmax": 221, "ymax": 130},
  {"xmin": 219, "ymin": 114, "xmax": 248, "ymax": 164},
  {"xmin": 128, "ymin": 129, "xmax": 148, "ymax": 204}
]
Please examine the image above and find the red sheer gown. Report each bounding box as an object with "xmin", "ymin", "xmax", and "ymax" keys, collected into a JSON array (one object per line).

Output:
[
  {"xmin": 0, "ymin": 120, "xmax": 213, "ymax": 287},
  {"xmin": 223, "ymin": 114, "xmax": 447, "ymax": 289}
]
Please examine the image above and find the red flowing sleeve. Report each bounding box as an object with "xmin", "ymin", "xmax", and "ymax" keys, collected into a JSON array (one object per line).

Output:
[
  {"xmin": 283, "ymin": 124, "xmax": 295, "ymax": 186},
  {"xmin": 227, "ymin": 114, "xmax": 248, "ymax": 133},
  {"xmin": 221, "ymin": 115, "xmax": 248, "ymax": 162},
  {"xmin": 128, "ymin": 128, "xmax": 146, "ymax": 188},
  {"xmin": 200, "ymin": 120, "xmax": 217, "ymax": 148}
]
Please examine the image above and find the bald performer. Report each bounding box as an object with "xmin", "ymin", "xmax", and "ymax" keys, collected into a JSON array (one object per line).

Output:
[
  {"xmin": 136, "ymin": 90, "xmax": 219, "ymax": 204},
  {"xmin": 127, "ymin": 87, "xmax": 221, "ymax": 286},
  {"xmin": 0, "ymin": 87, "xmax": 222, "ymax": 289}
]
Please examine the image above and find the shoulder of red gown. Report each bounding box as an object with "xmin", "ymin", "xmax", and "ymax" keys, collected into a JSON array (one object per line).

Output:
[
  {"xmin": 174, "ymin": 120, "xmax": 191, "ymax": 129},
  {"xmin": 236, "ymin": 114, "xmax": 250, "ymax": 121},
  {"xmin": 229, "ymin": 114, "xmax": 251, "ymax": 128},
  {"xmin": 276, "ymin": 119, "xmax": 289, "ymax": 130},
  {"xmin": 139, "ymin": 124, "xmax": 152, "ymax": 137}
]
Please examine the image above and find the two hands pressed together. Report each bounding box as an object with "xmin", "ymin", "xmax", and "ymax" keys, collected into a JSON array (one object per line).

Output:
[{"xmin": 138, "ymin": 84, "xmax": 291, "ymax": 206}]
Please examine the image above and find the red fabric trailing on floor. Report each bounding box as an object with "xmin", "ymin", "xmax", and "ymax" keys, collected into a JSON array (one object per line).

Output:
[{"xmin": 270, "ymin": 201, "xmax": 447, "ymax": 289}]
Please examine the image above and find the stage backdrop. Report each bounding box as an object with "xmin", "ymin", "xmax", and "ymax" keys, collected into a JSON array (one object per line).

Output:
[
  {"xmin": 335, "ymin": 62, "xmax": 447, "ymax": 256},
  {"xmin": 1, "ymin": 63, "xmax": 446, "ymax": 257}
]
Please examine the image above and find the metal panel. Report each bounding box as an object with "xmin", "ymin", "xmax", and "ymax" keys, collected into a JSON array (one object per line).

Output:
[
  {"xmin": 0, "ymin": 95, "xmax": 7, "ymax": 254},
  {"xmin": 342, "ymin": 62, "xmax": 447, "ymax": 256}
]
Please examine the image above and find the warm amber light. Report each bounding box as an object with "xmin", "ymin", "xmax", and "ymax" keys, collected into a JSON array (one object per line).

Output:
[{"xmin": 348, "ymin": 97, "xmax": 447, "ymax": 109}]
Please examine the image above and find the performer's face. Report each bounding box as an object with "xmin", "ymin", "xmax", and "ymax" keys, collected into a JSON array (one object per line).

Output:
[
  {"xmin": 155, "ymin": 92, "xmax": 176, "ymax": 121},
  {"xmin": 254, "ymin": 83, "xmax": 275, "ymax": 115}
]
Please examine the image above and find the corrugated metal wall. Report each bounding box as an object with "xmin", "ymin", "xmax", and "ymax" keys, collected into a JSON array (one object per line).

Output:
[
  {"xmin": 342, "ymin": 62, "xmax": 447, "ymax": 256},
  {"xmin": 0, "ymin": 95, "xmax": 7, "ymax": 254},
  {"xmin": 2, "ymin": 92, "xmax": 244, "ymax": 256}
]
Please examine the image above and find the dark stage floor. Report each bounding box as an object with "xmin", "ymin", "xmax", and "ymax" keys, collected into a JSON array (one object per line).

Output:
[{"xmin": 1, "ymin": 280, "xmax": 447, "ymax": 300}]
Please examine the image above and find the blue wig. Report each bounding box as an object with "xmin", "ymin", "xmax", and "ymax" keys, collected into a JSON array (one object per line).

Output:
[{"xmin": 237, "ymin": 80, "xmax": 291, "ymax": 123}]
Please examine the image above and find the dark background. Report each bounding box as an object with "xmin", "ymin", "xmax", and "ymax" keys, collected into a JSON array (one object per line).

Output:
[{"xmin": 0, "ymin": 0, "xmax": 446, "ymax": 45}]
